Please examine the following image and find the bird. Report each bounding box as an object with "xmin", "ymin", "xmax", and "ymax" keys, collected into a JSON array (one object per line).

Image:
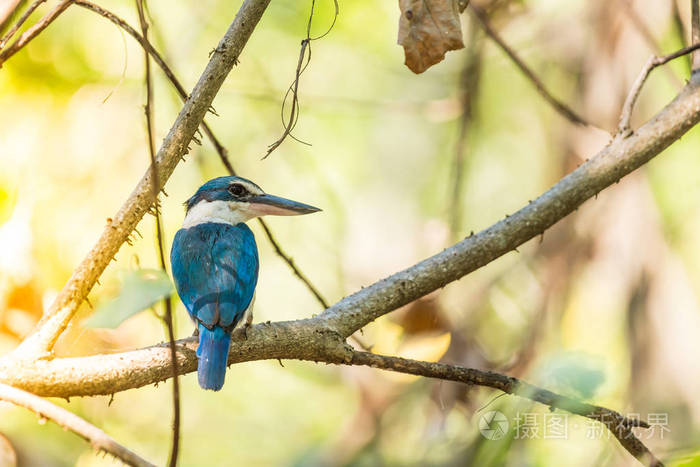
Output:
[{"xmin": 170, "ymin": 176, "xmax": 320, "ymax": 390}]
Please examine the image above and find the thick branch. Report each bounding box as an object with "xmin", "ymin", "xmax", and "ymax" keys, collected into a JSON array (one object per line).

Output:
[
  {"xmin": 0, "ymin": 383, "xmax": 155, "ymax": 467},
  {"xmin": 0, "ymin": 327, "xmax": 659, "ymax": 466},
  {"xmin": 317, "ymin": 76, "xmax": 700, "ymax": 338},
  {"xmin": 14, "ymin": 0, "xmax": 272, "ymax": 357},
  {"xmin": 0, "ymin": 320, "xmax": 346, "ymax": 396}
]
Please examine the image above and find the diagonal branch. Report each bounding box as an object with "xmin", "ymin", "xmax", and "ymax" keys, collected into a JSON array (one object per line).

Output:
[
  {"xmin": 620, "ymin": 0, "xmax": 683, "ymax": 89},
  {"xmin": 316, "ymin": 74, "xmax": 700, "ymax": 339},
  {"xmin": 0, "ymin": 383, "xmax": 155, "ymax": 467},
  {"xmin": 257, "ymin": 218, "xmax": 329, "ymax": 308},
  {"xmin": 0, "ymin": 0, "xmax": 72, "ymax": 67},
  {"xmin": 0, "ymin": 0, "xmax": 24, "ymax": 31},
  {"xmin": 13, "ymin": 0, "xmax": 273, "ymax": 358},
  {"xmin": 469, "ymin": 4, "xmax": 599, "ymax": 131},
  {"xmin": 0, "ymin": 0, "xmax": 46, "ymax": 49}
]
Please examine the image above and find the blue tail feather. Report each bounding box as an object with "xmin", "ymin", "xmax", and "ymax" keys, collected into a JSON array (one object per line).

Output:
[{"xmin": 196, "ymin": 324, "xmax": 231, "ymax": 391}]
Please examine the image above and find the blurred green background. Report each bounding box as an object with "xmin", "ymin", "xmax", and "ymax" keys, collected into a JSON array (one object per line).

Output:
[{"xmin": 1, "ymin": 0, "xmax": 700, "ymax": 465}]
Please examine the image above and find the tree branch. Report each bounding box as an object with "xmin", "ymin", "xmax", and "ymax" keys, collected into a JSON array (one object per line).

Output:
[
  {"xmin": 0, "ymin": 328, "xmax": 660, "ymax": 465},
  {"xmin": 449, "ymin": 15, "xmax": 482, "ymax": 238},
  {"xmin": 0, "ymin": 0, "xmax": 24, "ymax": 32},
  {"xmin": 620, "ymin": 0, "xmax": 683, "ymax": 89},
  {"xmin": 134, "ymin": 0, "xmax": 179, "ymax": 464},
  {"xmin": 257, "ymin": 218, "xmax": 329, "ymax": 308},
  {"xmin": 469, "ymin": 4, "xmax": 598, "ymax": 130},
  {"xmin": 0, "ymin": 0, "xmax": 46, "ymax": 49},
  {"xmin": 692, "ymin": 0, "xmax": 700, "ymax": 71},
  {"xmin": 0, "ymin": 383, "xmax": 155, "ymax": 467},
  {"xmin": 12, "ymin": 0, "xmax": 273, "ymax": 358},
  {"xmin": 349, "ymin": 352, "xmax": 661, "ymax": 467},
  {"xmin": 0, "ymin": 0, "xmax": 72, "ymax": 67},
  {"xmin": 316, "ymin": 75, "xmax": 700, "ymax": 339},
  {"xmin": 617, "ymin": 43, "xmax": 700, "ymax": 136}
]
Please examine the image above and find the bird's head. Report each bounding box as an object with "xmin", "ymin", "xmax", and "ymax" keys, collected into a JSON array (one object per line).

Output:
[{"xmin": 183, "ymin": 176, "xmax": 321, "ymax": 228}]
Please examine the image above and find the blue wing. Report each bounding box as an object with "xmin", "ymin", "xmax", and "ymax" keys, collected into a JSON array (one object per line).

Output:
[{"xmin": 170, "ymin": 223, "xmax": 259, "ymax": 331}]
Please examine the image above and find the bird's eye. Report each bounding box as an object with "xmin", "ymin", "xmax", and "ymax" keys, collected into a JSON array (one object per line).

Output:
[{"xmin": 228, "ymin": 183, "xmax": 247, "ymax": 197}]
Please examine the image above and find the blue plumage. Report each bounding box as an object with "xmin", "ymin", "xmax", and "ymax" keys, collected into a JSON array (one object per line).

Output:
[
  {"xmin": 171, "ymin": 223, "xmax": 259, "ymax": 390},
  {"xmin": 196, "ymin": 323, "xmax": 232, "ymax": 390},
  {"xmin": 170, "ymin": 176, "xmax": 320, "ymax": 391}
]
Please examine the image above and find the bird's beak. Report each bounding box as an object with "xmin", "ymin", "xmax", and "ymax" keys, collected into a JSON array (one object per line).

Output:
[{"xmin": 247, "ymin": 194, "xmax": 321, "ymax": 216}]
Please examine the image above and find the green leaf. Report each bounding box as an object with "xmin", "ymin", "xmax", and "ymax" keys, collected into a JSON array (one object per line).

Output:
[{"xmin": 85, "ymin": 269, "xmax": 174, "ymax": 329}]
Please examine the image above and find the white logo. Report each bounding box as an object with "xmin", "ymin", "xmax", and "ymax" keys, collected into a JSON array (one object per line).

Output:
[{"xmin": 479, "ymin": 411, "xmax": 509, "ymax": 440}]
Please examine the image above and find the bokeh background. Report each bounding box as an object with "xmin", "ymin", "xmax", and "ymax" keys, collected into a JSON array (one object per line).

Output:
[{"xmin": 1, "ymin": 0, "xmax": 700, "ymax": 465}]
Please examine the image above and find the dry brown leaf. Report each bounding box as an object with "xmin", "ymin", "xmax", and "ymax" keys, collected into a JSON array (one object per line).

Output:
[{"xmin": 398, "ymin": 0, "xmax": 465, "ymax": 74}]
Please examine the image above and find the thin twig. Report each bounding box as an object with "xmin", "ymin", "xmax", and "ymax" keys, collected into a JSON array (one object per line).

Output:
[
  {"xmin": 134, "ymin": 1, "xmax": 179, "ymax": 465},
  {"xmin": 265, "ymin": 0, "xmax": 339, "ymax": 158},
  {"xmin": 0, "ymin": 0, "xmax": 23, "ymax": 31},
  {"xmin": 449, "ymin": 16, "xmax": 482, "ymax": 238},
  {"xmin": 469, "ymin": 4, "xmax": 597, "ymax": 130},
  {"xmin": 257, "ymin": 218, "xmax": 329, "ymax": 308},
  {"xmin": 349, "ymin": 351, "xmax": 662, "ymax": 467},
  {"xmin": 617, "ymin": 42, "xmax": 700, "ymax": 136},
  {"xmin": 693, "ymin": 0, "xmax": 700, "ymax": 71},
  {"xmin": 0, "ymin": 0, "xmax": 72, "ymax": 67},
  {"xmin": 0, "ymin": 383, "xmax": 155, "ymax": 467},
  {"xmin": 620, "ymin": 0, "xmax": 683, "ymax": 89},
  {"xmin": 0, "ymin": 0, "xmax": 46, "ymax": 49},
  {"xmin": 264, "ymin": 36, "xmax": 311, "ymax": 157},
  {"xmin": 74, "ymin": 0, "xmax": 330, "ymax": 313}
]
